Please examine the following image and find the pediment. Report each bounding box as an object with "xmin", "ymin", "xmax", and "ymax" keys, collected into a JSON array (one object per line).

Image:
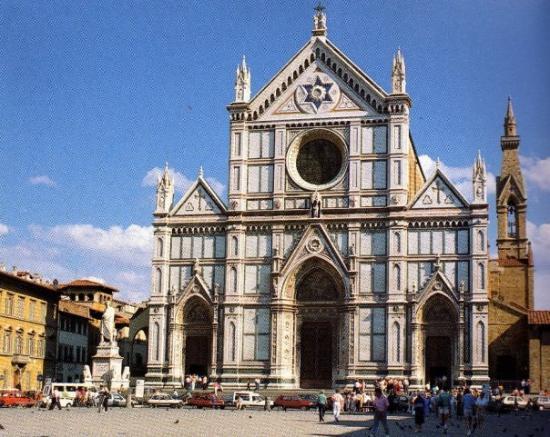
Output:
[
  {"xmin": 262, "ymin": 62, "xmax": 375, "ymax": 120},
  {"xmin": 247, "ymin": 38, "xmax": 389, "ymax": 122},
  {"xmin": 416, "ymin": 268, "xmax": 458, "ymax": 312},
  {"xmin": 170, "ymin": 177, "xmax": 227, "ymax": 217},
  {"xmin": 410, "ymin": 169, "xmax": 468, "ymax": 209},
  {"xmin": 174, "ymin": 274, "xmax": 213, "ymax": 307},
  {"xmin": 280, "ymin": 223, "xmax": 348, "ymax": 279}
]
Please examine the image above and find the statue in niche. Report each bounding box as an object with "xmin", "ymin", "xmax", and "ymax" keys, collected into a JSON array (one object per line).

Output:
[{"xmin": 311, "ymin": 191, "xmax": 321, "ymax": 218}]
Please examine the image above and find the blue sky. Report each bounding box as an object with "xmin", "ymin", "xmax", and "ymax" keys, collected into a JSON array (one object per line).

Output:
[{"xmin": 0, "ymin": 1, "xmax": 549, "ymax": 305}]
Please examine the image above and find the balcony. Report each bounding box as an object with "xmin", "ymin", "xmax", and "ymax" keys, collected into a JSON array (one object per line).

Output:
[{"xmin": 11, "ymin": 354, "xmax": 30, "ymax": 365}]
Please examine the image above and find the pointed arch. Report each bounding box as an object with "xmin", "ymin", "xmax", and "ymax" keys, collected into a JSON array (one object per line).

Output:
[
  {"xmin": 477, "ymin": 320, "xmax": 486, "ymax": 363},
  {"xmin": 507, "ymin": 202, "xmax": 518, "ymax": 237},
  {"xmin": 478, "ymin": 262, "xmax": 485, "ymax": 289},
  {"xmin": 229, "ymin": 267, "xmax": 237, "ymax": 293},
  {"xmin": 231, "ymin": 236, "xmax": 239, "ymax": 257},
  {"xmin": 394, "ymin": 231, "xmax": 401, "ymax": 254},
  {"xmin": 393, "ymin": 264, "xmax": 401, "ymax": 291},
  {"xmin": 228, "ymin": 321, "xmax": 236, "ymax": 362},
  {"xmin": 392, "ymin": 321, "xmax": 401, "ymax": 363},
  {"xmin": 157, "ymin": 238, "xmax": 164, "ymax": 257},
  {"xmin": 155, "ymin": 268, "xmax": 162, "ymax": 293},
  {"xmin": 153, "ymin": 322, "xmax": 160, "ymax": 361},
  {"xmin": 477, "ymin": 230, "xmax": 485, "ymax": 252}
]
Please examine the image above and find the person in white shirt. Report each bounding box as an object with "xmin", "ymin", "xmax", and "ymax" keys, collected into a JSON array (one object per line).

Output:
[{"xmin": 332, "ymin": 389, "xmax": 344, "ymax": 423}]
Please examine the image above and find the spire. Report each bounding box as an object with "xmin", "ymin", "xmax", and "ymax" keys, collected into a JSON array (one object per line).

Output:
[
  {"xmin": 198, "ymin": 165, "xmax": 204, "ymax": 179},
  {"xmin": 472, "ymin": 150, "xmax": 487, "ymax": 204},
  {"xmin": 312, "ymin": 2, "xmax": 327, "ymax": 37},
  {"xmin": 504, "ymin": 96, "xmax": 517, "ymax": 136},
  {"xmin": 234, "ymin": 55, "xmax": 251, "ymax": 103},
  {"xmin": 155, "ymin": 163, "xmax": 175, "ymax": 215},
  {"xmin": 391, "ymin": 48, "xmax": 406, "ymax": 94}
]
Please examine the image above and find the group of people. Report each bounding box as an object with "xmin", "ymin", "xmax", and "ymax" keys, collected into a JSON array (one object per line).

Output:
[{"xmin": 183, "ymin": 374, "xmax": 209, "ymax": 391}]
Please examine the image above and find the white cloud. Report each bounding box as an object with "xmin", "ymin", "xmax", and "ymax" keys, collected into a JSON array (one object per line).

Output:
[
  {"xmin": 527, "ymin": 221, "xmax": 550, "ymax": 309},
  {"xmin": 0, "ymin": 224, "xmax": 9, "ymax": 236},
  {"xmin": 30, "ymin": 223, "xmax": 154, "ymax": 267},
  {"xmin": 29, "ymin": 175, "xmax": 56, "ymax": 187},
  {"xmin": 521, "ymin": 156, "xmax": 550, "ymax": 192},
  {"xmin": 419, "ymin": 154, "xmax": 496, "ymax": 201},
  {"xmin": 142, "ymin": 166, "xmax": 225, "ymax": 195}
]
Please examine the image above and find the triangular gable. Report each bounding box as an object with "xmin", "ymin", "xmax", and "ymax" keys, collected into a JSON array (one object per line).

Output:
[
  {"xmin": 410, "ymin": 169, "xmax": 468, "ymax": 209},
  {"xmin": 170, "ymin": 176, "xmax": 227, "ymax": 217},
  {"xmin": 416, "ymin": 268, "xmax": 458, "ymax": 313},
  {"xmin": 264, "ymin": 61, "xmax": 372, "ymax": 119},
  {"xmin": 175, "ymin": 274, "xmax": 213, "ymax": 307},
  {"xmin": 497, "ymin": 174, "xmax": 526, "ymax": 205},
  {"xmin": 280, "ymin": 223, "xmax": 348, "ymax": 279},
  {"xmin": 248, "ymin": 37, "xmax": 388, "ymax": 121}
]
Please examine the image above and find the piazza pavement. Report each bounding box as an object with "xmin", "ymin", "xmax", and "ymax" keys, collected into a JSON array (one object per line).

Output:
[{"xmin": 0, "ymin": 407, "xmax": 548, "ymax": 436}]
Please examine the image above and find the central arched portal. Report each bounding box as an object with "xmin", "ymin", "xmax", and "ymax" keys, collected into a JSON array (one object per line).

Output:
[
  {"xmin": 294, "ymin": 259, "xmax": 343, "ymax": 389},
  {"xmin": 420, "ymin": 294, "xmax": 458, "ymax": 387},
  {"xmin": 182, "ymin": 297, "xmax": 212, "ymax": 376}
]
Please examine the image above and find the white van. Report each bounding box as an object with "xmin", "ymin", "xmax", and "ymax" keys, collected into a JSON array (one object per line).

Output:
[
  {"xmin": 233, "ymin": 391, "xmax": 273, "ymax": 409},
  {"xmin": 42, "ymin": 383, "xmax": 98, "ymax": 408}
]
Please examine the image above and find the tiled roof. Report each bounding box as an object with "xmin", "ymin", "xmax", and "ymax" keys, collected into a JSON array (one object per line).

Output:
[
  {"xmin": 59, "ymin": 279, "xmax": 118, "ymax": 292},
  {"xmin": 528, "ymin": 310, "xmax": 550, "ymax": 325},
  {"xmin": 58, "ymin": 300, "xmax": 90, "ymax": 319}
]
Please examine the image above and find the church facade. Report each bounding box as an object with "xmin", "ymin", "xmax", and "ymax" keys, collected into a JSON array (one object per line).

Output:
[{"xmin": 145, "ymin": 8, "xmax": 490, "ymax": 389}]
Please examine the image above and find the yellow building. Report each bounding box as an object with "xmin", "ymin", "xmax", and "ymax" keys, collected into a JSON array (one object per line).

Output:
[{"xmin": 0, "ymin": 269, "xmax": 59, "ymax": 391}]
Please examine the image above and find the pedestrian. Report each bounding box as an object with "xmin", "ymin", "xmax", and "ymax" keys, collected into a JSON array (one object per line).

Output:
[
  {"xmin": 456, "ymin": 387, "xmax": 464, "ymax": 418},
  {"xmin": 264, "ymin": 395, "xmax": 271, "ymax": 412},
  {"xmin": 190, "ymin": 375, "xmax": 196, "ymax": 391},
  {"xmin": 332, "ymin": 389, "xmax": 344, "ymax": 423},
  {"xmin": 317, "ymin": 391, "xmax": 327, "ymax": 422},
  {"xmin": 369, "ymin": 387, "xmax": 390, "ymax": 437},
  {"xmin": 437, "ymin": 386, "xmax": 451, "ymax": 433},
  {"xmin": 49, "ymin": 387, "xmax": 62, "ymax": 410},
  {"xmin": 235, "ymin": 395, "xmax": 243, "ymax": 411},
  {"xmin": 462, "ymin": 388, "xmax": 476, "ymax": 436},
  {"xmin": 184, "ymin": 375, "xmax": 191, "ymax": 390},
  {"xmin": 254, "ymin": 378, "xmax": 260, "ymax": 392},
  {"xmin": 413, "ymin": 392, "xmax": 426, "ymax": 433},
  {"xmin": 214, "ymin": 379, "xmax": 223, "ymax": 396},
  {"xmin": 202, "ymin": 376, "xmax": 209, "ymax": 391},
  {"xmin": 475, "ymin": 389, "xmax": 489, "ymax": 431},
  {"xmin": 98, "ymin": 386, "xmax": 110, "ymax": 413}
]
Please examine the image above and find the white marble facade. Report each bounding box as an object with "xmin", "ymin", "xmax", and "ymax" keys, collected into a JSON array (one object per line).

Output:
[{"xmin": 145, "ymin": 9, "xmax": 489, "ymax": 389}]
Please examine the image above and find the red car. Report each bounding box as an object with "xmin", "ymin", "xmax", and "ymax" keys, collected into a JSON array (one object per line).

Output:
[
  {"xmin": 187, "ymin": 393, "xmax": 225, "ymax": 409},
  {"xmin": 273, "ymin": 395, "xmax": 317, "ymax": 411},
  {"xmin": 0, "ymin": 390, "xmax": 37, "ymax": 408}
]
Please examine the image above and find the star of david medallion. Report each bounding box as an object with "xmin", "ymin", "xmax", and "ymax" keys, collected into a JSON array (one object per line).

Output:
[{"xmin": 295, "ymin": 73, "xmax": 339, "ymax": 114}]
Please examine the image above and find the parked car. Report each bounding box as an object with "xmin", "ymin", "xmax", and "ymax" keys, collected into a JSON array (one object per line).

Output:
[
  {"xmin": 146, "ymin": 393, "xmax": 183, "ymax": 408},
  {"xmin": 107, "ymin": 393, "xmax": 128, "ymax": 407},
  {"xmin": 534, "ymin": 396, "xmax": 550, "ymax": 410},
  {"xmin": 187, "ymin": 393, "xmax": 225, "ymax": 409},
  {"xmin": 42, "ymin": 383, "xmax": 98, "ymax": 409},
  {"xmin": 232, "ymin": 391, "xmax": 273, "ymax": 409},
  {"xmin": 273, "ymin": 395, "xmax": 316, "ymax": 411},
  {"xmin": 0, "ymin": 390, "xmax": 37, "ymax": 408},
  {"xmin": 501, "ymin": 395, "xmax": 529, "ymax": 410}
]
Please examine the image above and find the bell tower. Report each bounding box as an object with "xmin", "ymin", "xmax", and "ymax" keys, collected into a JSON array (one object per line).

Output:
[{"xmin": 496, "ymin": 98, "xmax": 530, "ymax": 263}]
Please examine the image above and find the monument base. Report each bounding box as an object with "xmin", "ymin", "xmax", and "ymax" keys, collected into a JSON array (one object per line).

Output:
[{"xmin": 92, "ymin": 343, "xmax": 129, "ymax": 390}]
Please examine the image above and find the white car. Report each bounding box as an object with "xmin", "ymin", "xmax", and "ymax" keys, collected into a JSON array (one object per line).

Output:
[
  {"xmin": 534, "ymin": 396, "xmax": 550, "ymax": 410},
  {"xmin": 146, "ymin": 393, "xmax": 183, "ymax": 408},
  {"xmin": 233, "ymin": 391, "xmax": 273, "ymax": 409},
  {"xmin": 502, "ymin": 395, "xmax": 528, "ymax": 409}
]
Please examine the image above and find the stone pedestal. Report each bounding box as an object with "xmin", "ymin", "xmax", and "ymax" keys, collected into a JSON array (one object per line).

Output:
[{"xmin": 92, "ymin": 342, "xmax": 129, "ymax": 390}]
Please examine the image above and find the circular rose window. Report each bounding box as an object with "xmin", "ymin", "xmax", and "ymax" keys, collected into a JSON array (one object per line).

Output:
[
  {"xmin": 287, "ymin": 129, "xmax": 348, "ymax": 191},
  {"xmin": 296, "ymin": 139, "xmax": 343, "ymax": 185}
]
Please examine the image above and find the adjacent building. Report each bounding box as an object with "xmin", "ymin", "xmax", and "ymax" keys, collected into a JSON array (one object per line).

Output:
[
  {"xmin": 528, "ymin": 310, "xmax": 550, "ymax": 392},
  {"xmin": 0, "ymin": 268, "xmax": 59, "ymax": 391},
  {"xmin": 55, "ymin": 299, "xmax": 90, "ymax": 383},
  {"xmin": 146, "ymin": 8, "xmax": 490, "ymax": 389}
]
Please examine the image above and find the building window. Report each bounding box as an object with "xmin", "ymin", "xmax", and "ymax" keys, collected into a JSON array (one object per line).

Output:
[
  {"xmin": 245, "ymin": 234, "xmax": 272, "ymax": 258},
  {"xmin": 4, "ymin": 294, "xmax": 13, "ymax": 316},
  {"xmin": 393, "ymin": 264, "xmax": 401, "ymax": 290},
  {"xmin": 507, "ymin": 204, "xmax": 518, "ymax": 237},
  {"xmin": 228, "ymin": 322, "xmax": 236, "ymax": 362},
  {"xmin": 478, "ymin": 263, "xmax": 486, "ymax": 289},
  {"xmin": 394, "ymin": 232, "xmax": 401, "ymax": 254},
  {"xmin": 29, "ymin": 300, "xmax": 36, "ymax": 321},
  {"xmin": 157, "ymin": 238, "xmax": 164, "ymax": 257},
  {"xmin": 40, "ymin": 302, "xmax": 47, "ymax": 322},
  {"xmin": 244, "ymin": 264, "xmax": 271, "ymax": 294},
  {"xmin": 155, "ymin": 268, "xmax": 162, "ymax": 293},
  {"xmin": 392, "ymin": 321, "xmax": 401, "ymax": 363},
  {"xmin": 232, "ymin": 236, "xmax": 239, "ymax": 257},
  {"xmin": 28, "ymin": 336, "xmax": 34, "ymax": 356},
  {"xmin": 3, "ymin": 331, "xmax": 11, "ymax": 353},
  {"xmin": 15, "ymin": 334, "xmax": 23, "ymax": 354},
  {"xmin": 17, "ymin": 297, "xmax": 24, "ymax": 318},
  {"xmin": 82, "ymin": 347, "xmax": 86, "ymax": 363}
]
